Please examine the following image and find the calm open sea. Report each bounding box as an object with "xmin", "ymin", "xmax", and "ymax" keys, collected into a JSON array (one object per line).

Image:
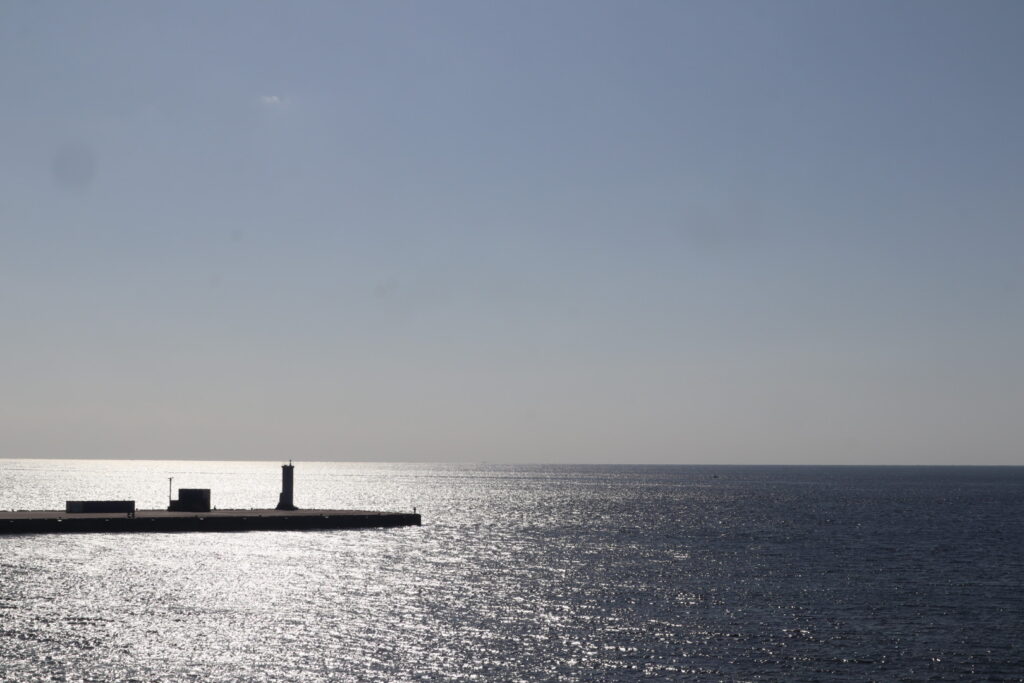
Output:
[{"xmin": 0, "ymin": 460, "xmax": 1022, "ymax": 681}]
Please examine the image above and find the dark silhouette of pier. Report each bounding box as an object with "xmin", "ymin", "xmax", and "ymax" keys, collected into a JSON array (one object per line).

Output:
[{"xmin": 0, "ymin": 462, "xmax": 420, "ymax": 535}]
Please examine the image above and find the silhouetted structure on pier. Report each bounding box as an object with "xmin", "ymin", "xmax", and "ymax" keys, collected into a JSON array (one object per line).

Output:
[
  {"xmin": 276, "ymin": 461, "xmax": 297, "ymax": 510},
  {"xmin": 168, "ymin": 488, "xmax": 211, "ymax": 512},
  {"xmin": 66, "ymin": 500, "xmax": 135, "ymax": 514}
]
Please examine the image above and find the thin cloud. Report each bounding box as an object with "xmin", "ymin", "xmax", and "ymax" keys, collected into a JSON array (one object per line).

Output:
[{"xmin": 259, "ymin": 95, "xmax": 283, "ymax": 106}]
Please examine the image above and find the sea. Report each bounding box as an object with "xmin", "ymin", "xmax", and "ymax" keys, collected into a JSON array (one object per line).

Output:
[{"xmin": 0, "ymin": 460, "xmax": 1022, "ymax": 682}]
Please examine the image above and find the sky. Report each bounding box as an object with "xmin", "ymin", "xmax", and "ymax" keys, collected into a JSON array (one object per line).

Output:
[{"xmin": 1, "ymin": 1, "xmax": 1022, "ymax": 464}]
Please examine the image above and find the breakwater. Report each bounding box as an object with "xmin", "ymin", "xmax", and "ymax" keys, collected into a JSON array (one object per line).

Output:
[{"xmin": 0, "ymin": 509, "xmax": 421, "ymax": 535}]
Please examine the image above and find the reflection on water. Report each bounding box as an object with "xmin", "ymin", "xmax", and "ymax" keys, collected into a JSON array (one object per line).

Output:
[{"xmin": 1, "ymin": 460, "xmax": 1022, "ymax": 680}]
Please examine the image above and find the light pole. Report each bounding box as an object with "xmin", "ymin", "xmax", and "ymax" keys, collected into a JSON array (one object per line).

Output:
[{"xmin": 168, "ymin": 477, "xmax": 173, "ymax": 506}]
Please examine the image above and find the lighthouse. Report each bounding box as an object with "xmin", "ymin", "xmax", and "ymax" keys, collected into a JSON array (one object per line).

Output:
[{"xmin": 276, "ymin": 461, "xmax": 298, "ymax": 510}]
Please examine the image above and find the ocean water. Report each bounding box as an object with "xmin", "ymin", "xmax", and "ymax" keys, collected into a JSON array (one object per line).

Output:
[{"xmin": 0, "ymin": 460, "xmax": 1022, "ymax": 682}]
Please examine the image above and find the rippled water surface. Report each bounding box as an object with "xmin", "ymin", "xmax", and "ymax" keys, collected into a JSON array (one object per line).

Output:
[{"xmin": 1, "ymin": 460, "xmax": 1022, "ymax": 681}]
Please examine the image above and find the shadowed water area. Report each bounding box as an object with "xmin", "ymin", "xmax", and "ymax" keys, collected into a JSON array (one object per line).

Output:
[{"xmin": 0, "ymin": 461, "xmax": 1022, "ymax": 681}]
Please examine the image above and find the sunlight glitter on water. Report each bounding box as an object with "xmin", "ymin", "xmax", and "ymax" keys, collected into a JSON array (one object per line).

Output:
[{"xmin": 1, "ymin": 460, "xmax": 1023, "ymax": 681}]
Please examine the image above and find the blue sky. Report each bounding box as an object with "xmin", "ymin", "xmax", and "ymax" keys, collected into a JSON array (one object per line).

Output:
[{"xmin": 1, "ymin": 1, "xmax": 1021, "ymax": 463}]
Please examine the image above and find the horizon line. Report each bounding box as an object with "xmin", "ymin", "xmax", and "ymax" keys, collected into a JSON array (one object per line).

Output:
[{"xmin": 1, "ymin": 457, "xmax": 1020, "ymax": 468}]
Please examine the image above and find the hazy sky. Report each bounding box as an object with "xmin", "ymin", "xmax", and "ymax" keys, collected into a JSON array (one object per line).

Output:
[{"xmin": 1, "ymin": 1, "xmax": 1022, "ymax": 464}]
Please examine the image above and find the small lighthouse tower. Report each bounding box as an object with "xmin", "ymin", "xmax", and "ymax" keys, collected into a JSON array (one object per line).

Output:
[{"xmin": 276, "ymin": 461, "xmax": 298, "ymax": 510}]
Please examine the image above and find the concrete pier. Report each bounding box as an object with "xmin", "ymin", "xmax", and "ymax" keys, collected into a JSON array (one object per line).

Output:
[
  {"xmin": 0, "ymin": 463, "xmax": 419, "ymax": 536},
  {"xmin": 0, "ymin": 509, "xmax": 421, "ymax": 535}
]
